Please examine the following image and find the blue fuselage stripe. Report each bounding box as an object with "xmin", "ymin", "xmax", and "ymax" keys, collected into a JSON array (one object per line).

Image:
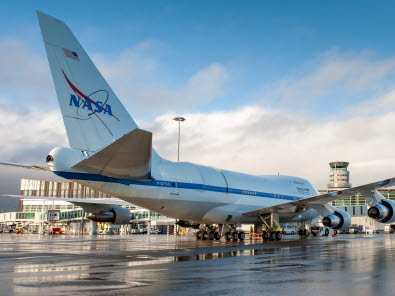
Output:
[{"xmin": 53, "ymin": 171, "xmax": 301, "ymax": 201}]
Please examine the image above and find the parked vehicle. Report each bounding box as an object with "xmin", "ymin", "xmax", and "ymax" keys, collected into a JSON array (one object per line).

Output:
[
  {"xmin": 349, "ymin": 225, "xmax": 363, "ymax": 234},
  {"xmin": 384, "ymin": 225, "xmax": 395, "ymax": 234},
  {"xmin": 281, "ymin": 225, "xmax": 297, "ymax": 235},
  {"xmin": 310, "ymin": 226, "xmax": 333, "ymax": 236},
  {"xmin": 363, "ymin": 226, "xmax": 375, "ymax": 234}
]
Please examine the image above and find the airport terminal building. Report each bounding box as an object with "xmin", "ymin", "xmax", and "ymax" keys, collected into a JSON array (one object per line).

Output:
[{"xmin": 0, "ymin": 179, "xmax": 176, "ymax": 234}]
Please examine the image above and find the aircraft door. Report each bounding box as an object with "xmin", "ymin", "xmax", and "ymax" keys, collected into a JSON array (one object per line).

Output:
[
  {"xmin": 198, "ymin": 166, "xmax": 229, "ymax": 193},
  {"xmin": 169, "ymin": 177, "xmax": 180, "ymax": 197}
]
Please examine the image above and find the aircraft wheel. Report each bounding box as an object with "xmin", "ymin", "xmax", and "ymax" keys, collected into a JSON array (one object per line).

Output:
[
  {"xmin": 269, "ymin": 231, "xmax": 276, "ymax": 241},
  {"xmin": 298, "ymin": 229, "xmax": 304, "ymax": 236},
  {"xmin": 262, "ymin": 231, "xmax": 269, "ymax": 241},
  {"xmin": 225, "ymin": 231, "xmax": 232, "ymax": 241},
  {"xmin": 208, "ymin": 231, "xmax": 215, "ymax": 240},
  {"xmin": 202, "ymin": 231, "xmax": 208, "ymax": 240},
  {"xmin": 214, "ymin": 232, "xmax": 221, "ymax": 240},
  {"xmin": 325, "ymin": 228, "xmax": 329, "ymax": 236},
  {"xmin": 303, "ymin": 229, "xmax": 309, "ymax": 236},
  {"xmin": 232, "ymin": 232, "xmax": 239, "ymax": 240},
  {"xmin": 239, "ymin": 231, "xmax": 245, "ymax": 241},
  {"xmin": 196, "ymin": 231, "xmax": 202, "ymax": 240},
  {"xmin": 275, "ymin": 231, "xmax": 282, "ymax": 241}
]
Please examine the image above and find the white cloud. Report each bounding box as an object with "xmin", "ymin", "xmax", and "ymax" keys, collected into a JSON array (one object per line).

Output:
[
  {"xmin": 352, "ymin": 89, "xmax": 395, "ymax": 115},
  {"xmin": 94, "ymin": 43, "xmax": 229, "ymax": 113},
  {"xmin": 146, "ymin": 106, "xmax": 395, "ymax": 189},
  {"xmin": 0, "ymin": 38, "xmax": 229, "ymax": 114},
  {"xmin": 261, "ymin": 48, "xmax": 395, "ymax": 111},
  {"xmin": 0, "ymin": 100, "xmax": 67, "ymax": 202},
  {"xmin": 4, "ymin": 101, "xmax": 394, "ymax": 194},
  {"xmin": 0, "ymin": 100, "xmax": 67, "ymax": 163}
]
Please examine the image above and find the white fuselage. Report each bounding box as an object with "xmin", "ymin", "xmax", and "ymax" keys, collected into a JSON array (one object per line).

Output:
[{"xmin": 52, "ymin": 153, "xmax": 320, "ymax": 224}]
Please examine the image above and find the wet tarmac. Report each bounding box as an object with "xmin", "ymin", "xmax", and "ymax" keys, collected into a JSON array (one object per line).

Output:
[{"xmin": 1, "ymin": 234, "xmax": 395, "ymax": 296}]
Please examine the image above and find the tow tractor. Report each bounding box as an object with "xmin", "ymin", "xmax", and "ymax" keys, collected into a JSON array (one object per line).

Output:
[{"xmin": 310, "ymin": 226, "xmax": 336, "ymax": 236}]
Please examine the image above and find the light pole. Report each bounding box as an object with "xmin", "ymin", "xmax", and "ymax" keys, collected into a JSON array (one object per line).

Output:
[
  {"xmin": 173, "ymin": 116, "xmax": 185, "ymax": 236},
  {"xmin": 173, "ymin": 116, "xmax": 186, "ymax": 162}
]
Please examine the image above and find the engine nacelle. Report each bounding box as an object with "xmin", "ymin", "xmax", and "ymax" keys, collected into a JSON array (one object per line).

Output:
[
  {"xmin": 322, "ymin": 210, "xmax": 351, "ymax": 230},
  {"xmin": 176, "ymin": 220, "xmax": 200, "ymax": 229},
  {"xmin": 88, "ymin": 207, "xmax": 131, "ymax": 225},
  {"xmin": 368, "ymin": 199, "xmax": 395, "ymax": 223}
]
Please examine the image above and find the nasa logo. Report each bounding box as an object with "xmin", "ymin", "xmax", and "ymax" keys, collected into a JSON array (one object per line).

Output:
[
  {"xmin": 69, "ymin": 94, "xmax": 113, "ymax": 116},
  {"xmin": 62, "ymin": 69, "xmax": 120, "ymax": 136}
]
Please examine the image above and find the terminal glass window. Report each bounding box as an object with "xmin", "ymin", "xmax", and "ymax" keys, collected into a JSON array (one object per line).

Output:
[{"xmin": 16, "ymin": 212, "xmax": 35, "ymax": 219}]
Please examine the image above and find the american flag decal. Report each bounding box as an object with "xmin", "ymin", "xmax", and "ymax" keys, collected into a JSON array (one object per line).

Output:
[{"xmin": 63, "ymin": 48, "xmax": 79, "ymax": 61}]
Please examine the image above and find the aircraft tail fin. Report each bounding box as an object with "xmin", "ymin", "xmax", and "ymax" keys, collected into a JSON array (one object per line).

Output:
[{"xmin": 37, "ymin": 11, "xmax": 138, "ymax": 152}]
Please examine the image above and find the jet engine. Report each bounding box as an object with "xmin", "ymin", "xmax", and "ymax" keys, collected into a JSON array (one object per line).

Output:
[
  {"xmin": 368, "ymin": 199, "xmax": 395, "ymax": 223},
  {"xmin": 88, "ymin": 207, "xmax": 131, "ymax": 225},
  {"xmin": 322, "ymin": 210, "xmax": 351, "ymax": 230},
  {"xmin": 176, "ymin": 220, "xmax": 200, "ymax": 229}
]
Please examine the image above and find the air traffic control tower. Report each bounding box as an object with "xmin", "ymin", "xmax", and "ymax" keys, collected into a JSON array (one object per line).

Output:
[{"xmin": 328, "ymin": 161, "xmax": 352, "ymax": 189}]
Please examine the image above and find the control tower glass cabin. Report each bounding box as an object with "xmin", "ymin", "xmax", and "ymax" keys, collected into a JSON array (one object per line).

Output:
[{"xmin": 328, "ymin": 161, "xmax": 352, "ymax": 189}]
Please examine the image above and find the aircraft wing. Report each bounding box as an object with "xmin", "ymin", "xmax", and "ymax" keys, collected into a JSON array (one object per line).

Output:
[
  {"xmin": 1, "ymin": 194, "xmax": 133, "ymax": 206},
  {"xmin": 242, "ymin": 177, "xmax": 395, "ymax": 217},
  {"xmin": 0, "ymin": 162, "xmax": 50, "ymax": 171}
]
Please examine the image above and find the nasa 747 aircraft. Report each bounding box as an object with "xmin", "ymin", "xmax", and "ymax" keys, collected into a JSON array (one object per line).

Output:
[{"xmin": 2, "ymin": 11, "xmax": 395, "ymax": 241}]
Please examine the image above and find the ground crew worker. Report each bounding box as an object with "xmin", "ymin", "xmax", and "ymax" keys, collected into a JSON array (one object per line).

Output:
[{"xmin": 275, "ymin": 226, "xmax": 282, "ymax": 232}]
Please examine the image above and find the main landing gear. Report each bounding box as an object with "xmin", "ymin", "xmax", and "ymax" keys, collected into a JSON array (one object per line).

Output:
[
  {"xmin": 224, "ymin": 225, "xmax": 245, "ymax": 241},
  {"xmin": 297, "ymin": 222, "xmax": 309, "ymax": 237},
  {"xmin": 196, "ymin": 225, "xmax": 222, "ymax": 241},
  {"xmin": 195, "ymin": 224, "xmax": 245, "ymax": 241},
  {"xmin": 261, "ymin": 230, "xmax": 282, "ymax": 241},
  {"xmin": 260, "ymin": 212, "xmax": 282, "ymax": 242},
  {"xmin": 298, "ymin": 228, "xmax": 309, "ymax": 237}
]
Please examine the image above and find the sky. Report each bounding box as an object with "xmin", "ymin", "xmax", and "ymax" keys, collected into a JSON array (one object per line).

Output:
[{"xmin": 2, "ymin": 1, "xmax": 395, "ymax": 210}]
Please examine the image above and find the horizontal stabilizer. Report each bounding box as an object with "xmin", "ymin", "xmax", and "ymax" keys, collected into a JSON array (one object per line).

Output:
[
  {"xmin": 73, "ymin": 128, "xmax": 152, "ymax": 180},
  {"xmin": 1, "ymin": 194, "xmax": 132, "ymax": 206},
  {"xmin": 0, "ymin": 162, "xmax": 49, "ymax": 171}
]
